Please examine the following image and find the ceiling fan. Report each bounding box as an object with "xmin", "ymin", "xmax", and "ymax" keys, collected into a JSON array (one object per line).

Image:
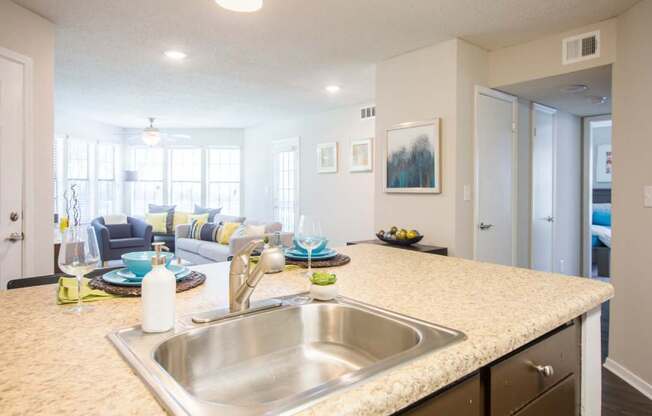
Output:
[{"xmin": 121, "ymin": 117, "xmax": 192, "ymax": 145}]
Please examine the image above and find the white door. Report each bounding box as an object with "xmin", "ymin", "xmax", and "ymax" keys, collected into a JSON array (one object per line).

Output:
[
  {"xmin": 272, "ymin": 138, "xmax": 299, "ymax": 232},
  {"xmin": 474, "ymin": 87, "xmax": 517, "ymax": 265},
  {"xmin": 531, "ymin": 104, "xmax": 556, "ymax": 272},
  {"xmin": 0, "ymin": 51, "xmax": 26, "ymax": 289}
]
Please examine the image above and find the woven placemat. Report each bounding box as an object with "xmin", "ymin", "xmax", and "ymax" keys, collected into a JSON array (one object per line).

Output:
[
  {"xmin": 285, "ymin": 253, "xmax": 351, "ymax": 268},
  {"xmin": 89, "ymin": 271, "xmax": 206, "ymax": 297}
]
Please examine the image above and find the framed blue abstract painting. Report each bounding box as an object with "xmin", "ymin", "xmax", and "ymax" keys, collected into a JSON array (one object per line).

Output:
[{"xmin": 385, "ymin": 119, "xmax": 441, "ymax": 193}]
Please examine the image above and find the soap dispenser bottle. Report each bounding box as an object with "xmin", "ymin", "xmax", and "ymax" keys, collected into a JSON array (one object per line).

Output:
[{"xmin": 141, "ymin": 242, "xmax": 176, "ymax": 333}]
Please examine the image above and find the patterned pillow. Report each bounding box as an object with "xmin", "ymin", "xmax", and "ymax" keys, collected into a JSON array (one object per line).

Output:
[{"xmin": 189, "ymin": 220, "xmax": 222, "ymax": 242}]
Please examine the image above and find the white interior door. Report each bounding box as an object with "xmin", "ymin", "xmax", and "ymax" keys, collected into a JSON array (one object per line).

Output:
[
  {"xmin": 0, "ymin": 51, "xmax": 25, "ymax": 289},
  {"xmin": 531, "ymin": 104, "xmax": 556, "ymax": 272},
  {"xmin": 272, "ymin": 138, "xmax": 299, "ymax": 232},
  {"xmin": 474, "ymin": 87, "xmax": 517, "ymax": 265}
]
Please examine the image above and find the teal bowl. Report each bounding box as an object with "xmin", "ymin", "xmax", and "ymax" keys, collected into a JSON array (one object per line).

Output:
[
  {"xmin": 121, "ymin": 251, "xmax": 174, "ymax": 277},
  {"xmin": 292, "ymin": 238, "xmax": 328, "ymax": 254}
]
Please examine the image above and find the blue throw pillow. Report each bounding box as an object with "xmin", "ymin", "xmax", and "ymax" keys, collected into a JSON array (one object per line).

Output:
[
  {"xmin": 194, "ymin": 205, "xmax": 222, "ymax": 223},
  {"xmin": 592, "ymin": 203, "xmax": 612, "ymax": 226}
]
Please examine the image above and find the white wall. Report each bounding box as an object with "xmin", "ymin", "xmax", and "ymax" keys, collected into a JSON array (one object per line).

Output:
[
  {"xmin": 0, "ymin": 1, "xmax": 55, "ymax": 277},
  {"xmin": 56, "ymin": 111, "xmax": 124, "ymax": 144},
  {"xmin": 244, "ymin": 104, "xmax": 375, "ymax": 245}
]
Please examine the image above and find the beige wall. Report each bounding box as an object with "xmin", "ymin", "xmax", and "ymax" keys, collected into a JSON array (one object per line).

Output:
[
  {"xmin": 455, "ymin": 41, "xmax": 489, "ymax": 258},
  {"xmin": 0, "ymin": 0, "xmax": 55, "ymax": 277},
  {"xmin": 374, "ymin": 39, "xmax": 487, "ymax": 257},
  {"xmin": 244, "ymin": 104, "xmax": 375, "ymax": 246},
  {"xmin": 374, "ymin": 40, "xmax": 459, "ymax": 252},
  {"xmin": 489, "ymin": 19, "xmax": 617, "ymax": 88},
  {"xmin": 609, "ymin": 0, "xmax": 652, "ymax": 386}
]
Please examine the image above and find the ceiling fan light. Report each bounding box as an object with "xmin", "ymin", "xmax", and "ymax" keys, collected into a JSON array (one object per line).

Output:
[
  {"xmin": 142, "ymin": 128, "xmax": 161, "ymax": 146},
  {"xmin": 215, "ymin": 0, "xmax": 263, "ymax": 13}
]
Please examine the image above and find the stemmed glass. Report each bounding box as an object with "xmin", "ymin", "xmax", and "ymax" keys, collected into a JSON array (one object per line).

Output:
[
  {"xmin": 58, "ymin": 225, "xmax": 101, "ymax": 314},
  {"xmin": 296, "ymin": 215, "xmax": 324, "ymax": 278}
]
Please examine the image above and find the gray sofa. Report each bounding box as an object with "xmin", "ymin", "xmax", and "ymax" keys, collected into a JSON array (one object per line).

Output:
[{"xmin": 175, "ymin": 217, "xmax": 293, "ymax": 264}]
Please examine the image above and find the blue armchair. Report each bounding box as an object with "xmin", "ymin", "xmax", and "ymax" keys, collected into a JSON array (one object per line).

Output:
[{"xmin": 91, "ymin": 217, "xmax": 153, "ymax": 264}]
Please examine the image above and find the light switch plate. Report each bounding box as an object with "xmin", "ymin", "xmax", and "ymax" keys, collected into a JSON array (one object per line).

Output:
[
  {"xmin": 464, "ymin": 185, "xmax": 472, "ymax": 201},
  {"xmin": 645, "ymin": 186, "xmax": 652, "ymax": 208}
]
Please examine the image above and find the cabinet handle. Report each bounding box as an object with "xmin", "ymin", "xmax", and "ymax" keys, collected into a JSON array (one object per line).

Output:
[{"xmin": 534, "ymin": 364, "xmax": 555, "ymax": 377}]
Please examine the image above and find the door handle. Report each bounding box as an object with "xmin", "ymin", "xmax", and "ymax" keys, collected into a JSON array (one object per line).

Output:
[
  {"xmin": 5, "ymin": 232, "xmax": 24, "ymax": 242},
  {"xmin": 544, "ymin": 216, "xmax": 554, "ymax": 222},
  {"xmin": 478, "ymin": 222, "xmax": 494, "ymax": 230}
]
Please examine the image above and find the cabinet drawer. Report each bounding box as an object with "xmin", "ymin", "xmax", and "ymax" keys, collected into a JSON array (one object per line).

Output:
[
  {"xmin": 490, "ymin": 323, "xmax": 579, "ymax": 416},
  {"xmin": 401, "ymin": 374, "xmax": 481, "ymax": 416},
  {"xmin": 514, "ymin": 375, "xmax": 576, "ymax": 416}
]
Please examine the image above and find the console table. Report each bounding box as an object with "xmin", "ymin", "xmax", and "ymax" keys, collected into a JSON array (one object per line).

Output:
[{"xmin": 346, "ymin": 240, "xmax": 448, "ymax": 256}]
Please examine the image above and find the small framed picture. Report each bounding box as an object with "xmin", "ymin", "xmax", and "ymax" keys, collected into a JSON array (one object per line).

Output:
[
  {"xmin": 317, "ymin": 142, "xmax": 338, "ymax": 173},
  {"xmin": 350, "ymin": 139, "xmax": 373, "ymax": 172},
  {"xmin": 385, "ymin": 119, "xmax": 441, "ymax": 193}
]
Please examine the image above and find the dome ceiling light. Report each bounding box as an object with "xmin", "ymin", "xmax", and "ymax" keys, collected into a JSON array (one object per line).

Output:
[{"xmin": 215, "ymin": 0, "xmax": 263, "ymax": 13}]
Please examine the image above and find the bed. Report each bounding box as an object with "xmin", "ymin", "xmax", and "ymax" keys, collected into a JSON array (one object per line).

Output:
[{"xmin": 592, "ymin": 188, "xmax": 611, "ymax": 277}]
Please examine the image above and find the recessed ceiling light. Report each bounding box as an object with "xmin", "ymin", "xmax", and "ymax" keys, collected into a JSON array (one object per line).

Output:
[
  {"xmin": 164, "ymin": 50, "xmax": 187, "ymax": 60},
  {"xmin": 325, "ymin": 85, "xmax": 341, "ymax": 94},
  {"xmin": 215, "ymin": 0, "xmax": 263, "ymax": 12},
  {"xmin": 560, "ymin": 84, "xmax": 589, "ymax": 94}
]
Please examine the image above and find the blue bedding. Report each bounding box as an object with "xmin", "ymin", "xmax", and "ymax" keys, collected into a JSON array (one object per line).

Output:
[{"xmin": 592, "ymin": 203, "xmax": 612, "ymax": 247}]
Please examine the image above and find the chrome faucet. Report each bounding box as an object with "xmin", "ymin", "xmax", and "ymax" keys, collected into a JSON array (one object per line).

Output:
[{"xmin": 229, "ymin": 238, "xmax": 286, "ymax": 313}]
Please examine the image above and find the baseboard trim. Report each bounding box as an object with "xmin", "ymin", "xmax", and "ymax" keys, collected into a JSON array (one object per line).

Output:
[{"xmin": 604, "ymin": 357, "xmax": 652, "ymax": 400}]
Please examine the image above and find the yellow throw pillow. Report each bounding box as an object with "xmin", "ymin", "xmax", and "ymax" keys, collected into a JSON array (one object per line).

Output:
[
  {"xmin": 188, "ymin": 213, "xmax": 209, "ymax": 226},
  {"xmin": 173, "ymin": 211, "xmax": 191, "ymax": 228},
  {"xmin": 218, "ymin": 222, "xmax": 241, "ymax": 245},
  {"xmin": 145, "ymin": 212, "xmax": 168, "ymax": 233}
]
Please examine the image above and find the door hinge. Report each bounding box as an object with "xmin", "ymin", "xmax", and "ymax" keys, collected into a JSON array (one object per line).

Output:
[
  {"xmin": 512, "ymin": 123, "xmax": 517, "ymax": 132},
  {"xmin": 533, "ymin": 127, "xmax": 537, "ymax": 137}
]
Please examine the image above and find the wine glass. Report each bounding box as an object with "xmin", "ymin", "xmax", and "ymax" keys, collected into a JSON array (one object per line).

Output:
[
  {"xmin": 58, "ymin": 225, "xmax": 101, "ymax": 314},
  {"xmin": 296, "ymin": 215, "xmax": 324, "ymax": 278}
]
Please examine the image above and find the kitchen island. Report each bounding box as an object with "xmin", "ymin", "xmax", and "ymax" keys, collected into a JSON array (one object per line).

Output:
[{"xmin": 0, "ymin": 244, "xmax": 612, "ymax": 415}]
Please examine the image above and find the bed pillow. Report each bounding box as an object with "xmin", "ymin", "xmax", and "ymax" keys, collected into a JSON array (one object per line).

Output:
[{"xmin": 592, "ymin": 203, "xmax": 612, "ymax": 226}]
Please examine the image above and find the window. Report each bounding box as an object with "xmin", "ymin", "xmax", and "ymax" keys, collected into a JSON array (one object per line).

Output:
[
  {"xmin": 130, "ymin": 147, "xmax": 164, "ymax": 215},
  {"xmin": 96, "ymin": 143, "xmax": 116, "ymax": 216},
  {"xmin": 272, "ymin": 140, "xmax": 299, "ymax": 232},
  {"xmin": 169, "ymin": 148, "xmax": 202, "ymax": 212},
  {"xmin": 66, "ymin": 139, "xmax": 90, "ymax": 224},
  {"xmin": 207, "ymin": 148, "xmax": 241, "ymax": 215}
]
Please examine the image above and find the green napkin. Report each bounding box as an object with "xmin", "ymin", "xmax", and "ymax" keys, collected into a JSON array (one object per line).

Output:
[
  {"xmin": 249, "ymin": 256, "xmax": 302, "ymax": 271},
  {"xmin": 57, "ymin": 276, "xmax": 117, "ymax": 305}
]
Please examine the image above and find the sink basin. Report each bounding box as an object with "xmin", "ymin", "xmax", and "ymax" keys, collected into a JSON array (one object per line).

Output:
[{"xmin": 110, "ymin": 295, "xmax": 465, "ymax": 415}]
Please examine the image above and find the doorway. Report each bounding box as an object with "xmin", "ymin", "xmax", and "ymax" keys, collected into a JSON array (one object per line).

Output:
[
  {"xmin": 531, "ymin": 104, "xmax": 557, "ymax": 272},
  {"xmin": 272, "ymin": 138, "xmax": 300, "ymax": 232},
  {"xmin": 0, "ymin": 47, "xmax": 28, "ymax": 289},
  {"xmin": 473, "ymin": 87, "xmax": 518, "ymax": 266}
]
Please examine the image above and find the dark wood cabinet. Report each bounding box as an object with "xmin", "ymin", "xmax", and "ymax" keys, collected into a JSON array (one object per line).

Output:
[
  {"xmin": 514, "ymin": 375, "xmax": 576, "ymax": 416},
  {"xmin": 490, "ymin": 323, "xmax": 579, "ymax": 416},
  {"xmin": 400, "ymin": 374, "xmax": 481, "ymax": 416},
  {"xmin": 394, "ymin": 321, "xmax": 580, "ymax": 416},
  {"xmin": 346, "ymin": 240, "xmax": 448, "ymax": 256}
]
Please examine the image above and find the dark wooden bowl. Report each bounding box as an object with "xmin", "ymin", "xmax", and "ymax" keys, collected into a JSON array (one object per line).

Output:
[{"xmin": 376, "ymin": 233, "xmax": 424, "ymax": 246}]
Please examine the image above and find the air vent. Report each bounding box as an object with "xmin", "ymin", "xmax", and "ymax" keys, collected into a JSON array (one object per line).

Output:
[
  {"xmin": 360, "ymin": 105, "xmax": 376, "ymax": 120},
  {"xmin": 562, "ymin": 30, "xmax": 600, "ymax": 65}
]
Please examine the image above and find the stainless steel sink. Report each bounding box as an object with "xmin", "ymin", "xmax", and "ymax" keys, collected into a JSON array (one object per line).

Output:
[{"xmin": 109, "ymin": 295, "xmax": 465, "ymax": 415}]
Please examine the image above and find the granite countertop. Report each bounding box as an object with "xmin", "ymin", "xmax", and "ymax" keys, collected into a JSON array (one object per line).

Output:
[{"xmin": 0, "ymin": 244, "xmax": 613, "ymax": 415}]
